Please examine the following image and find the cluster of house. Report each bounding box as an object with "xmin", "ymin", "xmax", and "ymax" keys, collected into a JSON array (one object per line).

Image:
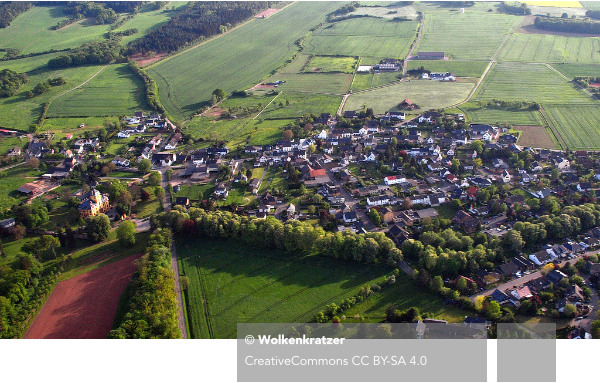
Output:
[
  {"xmin": 420, "ymin": 72, "xmax": 456, "ymax": 81},
  {"xmin": 120, "ymin": 111, "xmax": 170, "ymax": 138}
]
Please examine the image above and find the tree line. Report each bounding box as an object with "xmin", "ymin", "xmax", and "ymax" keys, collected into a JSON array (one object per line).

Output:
[
  {"xmin": 534, "ymin": 16, "xmax": 600, "ymax": 34},
  {"xmin": 47, "ymin": 41, "xmax": 125, "ymax": 68},
  {"xmin": 153, "ymin": 208, "xmax": 403, "ymax": 267},
  {"xmin": 127, "ymin": 60, "xmax": 166, "ymax": 116},
  {"xmin": 0, "ymin": 69, "xmax": 28, "ymax": 98},
  {"xmin": 25, "ymin": 77, "xmax": 66, "ymax": 99},
  {"xmin": 108, "ymin": 229, "xmax": 181, "ymax": 338},
  {"xmin": 498, "ymin": 2, "xmax": 531, "ymax": 15},
  {"xmin": 127, "ymin": 1, "xmax": 270, "ymax": 55}
]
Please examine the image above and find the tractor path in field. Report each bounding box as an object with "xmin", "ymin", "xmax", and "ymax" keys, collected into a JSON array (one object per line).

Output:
[
  {"xmin": 402, "ymin": 13, "xmax": 425, "ymax": 76},
  {"xmin": 48, "ymin": 64, "xmax": 111, "ymax": 107}
]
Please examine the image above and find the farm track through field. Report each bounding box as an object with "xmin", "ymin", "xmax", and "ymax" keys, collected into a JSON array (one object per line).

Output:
[
  {"xmin": 46, "ymin": 64, "xmax": 110, "ymax": 110},
  {"xmin": 403, "ymin": 14, "xmax": 424, "ymax": 76}
]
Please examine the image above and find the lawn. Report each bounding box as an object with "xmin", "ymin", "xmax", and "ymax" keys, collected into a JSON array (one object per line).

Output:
[
  {"xmin": 305, "ymin": 17, "xmax": 418, "ymax": 59},
  {"xmin": 458, "ymin": 102, "xmax": 544, "ymax": 126},
  {"xmin": 0, "ymin": 136, "xmax": 27, "ymax": 156},
  {"xmin": 351, "ymin": 71, "xmax": 402, "ymax": 92},
  {"xmin": 46, "ymin": 64, "xmax": 149, "ymax": 118},
  {"xmin": 259, "ymin": 92, "xmax": 343, "ymax": 119},
  {"xmin": 0, "ymin": 165, "xmax": 43, "ymax": 213},
  {"xmin": 303, "ymin": 56, "xmax": 357, "ymax": 74},
  {"xmin": 415, "ymin": 7, "xmax": 522, "ymax": 60},
  {"xmin": 407, "ymin": 60, "xmax": 490, "ymax": 78},
  {"xmin": 344, "ymin": 80, "xmax": 476, "ymax": 114},
  {"xmin": 498, "ymin": 33, "xmax": 600, "ymax": 64},
  {"xmin": 176, "ymin": 238, "xmax": 394, "ymax": 338},
  {"xmin": 258, "ymin": 167, "xmax": 287, "ymax": 194},
  {"xmin": 175, "ymin": 183, "xmax": 215, "ymax": 201},
  {"xmin": 541, "ymin": 104, "xmax": 600, "ymax": 150},
  {"xmin": 0, "ymin": 5, "xmax": 111, "ymax": 54},
  {"xmin": 473, "ymin": 62, "xmax": 594, "ymax": 104},
  {"xmin": 148, "ymin": 1, "xmax": 342, "ymax": 121}
]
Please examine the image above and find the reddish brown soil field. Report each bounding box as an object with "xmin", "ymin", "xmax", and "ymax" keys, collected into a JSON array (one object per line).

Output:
[
  {"xmin": 589, "ymin": 83, "xmax": 600, "ymax": 88},
  {"xmin": 24, "ymin": 254, "xmax": 142, "ymax": 339},
  {"xmin": 129, "ymin": 53, "xmax": 168, "ymax": 67},
  {"xmin": 255, "ymin": 8, "xmax": 280, "ymax": 18},
  {"xmin": 515, "ymin": 125, "xmax": 558, "ymax": 149}
]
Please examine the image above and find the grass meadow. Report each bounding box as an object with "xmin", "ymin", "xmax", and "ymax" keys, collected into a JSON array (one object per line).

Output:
[
  {"xmin": 0, "ymin": 5, "xmax": 110, "ymax": 54},
  {"xmin": 303, "ymin": 56, "xmax": 357, "ymax": 74},
  {"xmin": 148, "ymin": 1, "xmax": 342, "ymax": 121},
  {"xmin": 551, "ymin": 63, "xmax": 600, "ymax": 78},
  {"xmin": 407, "ymin": 60, "xmax": 490, "ymax": 78},
  {"xmin": 177, "ymin": 239, "xmax": 393, "ymax": 338},
  {"xmin": 344, "ymin": 80, "xmax": 476, "ymax": 114},
  {"xmin": 46, "ymin": 64, "xmax": 148, "ymax": 117},
  {"xmin": 458, "ymin": 102, "xmax": 544, "ymax": 126}
]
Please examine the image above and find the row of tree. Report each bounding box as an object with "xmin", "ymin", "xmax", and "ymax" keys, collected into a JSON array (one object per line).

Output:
[
  {"xmin": 0, "ymin": 1, "xmax": 32, "ymax": 28},
  {"xmin": 47, "ymin": 41, "xmax": 125, "ymax": 68},
  {"xmin": 108, "ymin": 230, "xmax": 181, "ymax": 338},
  {"xmin": 127, "ymin": 1, "xmax": 270, "ymax": 55},
  {"xmin": 534, "ymin": 16, "xmax": 600, "ymax": 34},
  {"xmin": 155, "ymin": 208, "xmax": 403, "ymax": 266}
]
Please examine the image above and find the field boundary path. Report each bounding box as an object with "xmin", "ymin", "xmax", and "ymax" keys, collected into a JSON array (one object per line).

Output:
[
  {"xmin": 402, "ymin": 13, "xmax": 425, "ymax": 76},
  {"xmin": 47, "ymin": 64, "xmax": 111, "ymax": 109}
]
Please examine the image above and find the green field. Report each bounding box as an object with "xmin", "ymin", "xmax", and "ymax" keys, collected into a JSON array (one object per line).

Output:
[
  {"xmin": 542, "ymin": 104, "xmax": 600, "ymax": 150},
  {"xmin": 177, "ymin": 239, "xmax": 394, "ymax": 338},
  {"xmin": 0, "ymin": 136, "xmax": 27, "ymax": 156},
  {"xmin": 175, "ymin": 183, "xmax": 216, "ymax": 201},
  {"xmin": 0, "ymin": 62, "xmax": 105, "ymax": 131},
  {"xmin": 260, "ymin": 92, "xmax": 343, "ymax": 119},
  {"xmin": 474, "ymin": 62, "xmax": 594, "ymax": 104},
  {"xmin": 344, "ymin": 80, "xmax": 476, "ymax": 114},
  {"xmin": 148, "ymin": 1, "xmax": 342, "ymax": 121},
  {"xmin": 459, "ymin": 102, "xmax": 544, "ymax": 126},
  {"xmin": 305, "ymin": 21, "xmax": 417, "ymax": 59},
  {"xmin": 351, "ymin": 71, "xmax": 401, "ymax": 92},
  {"xmin": 551, "ymin": 63, "xmax": 600, "ymax": 78},
  {"xmin": 303, "ymin": 55, "xmax": 357, "ymax": 74},
  {"xmin": 416, "ymin": 8, "xmax": 522, "ymax": 60},
  {"xmin": 184, "ymin": 115, "xmax": 296, "ymax": 148},
  {"xmin": 39, "ymin": 117, "xmax": 119, "ymax": 139},
  {"xmin": 407, "ymin": 60, "xmax": 490, "ymax": 78},
  {"xmin": 498, "ymin": 33, "xmax": 600, "ymax": 63},
  {"xmin": 0, "ymin": 5, "xmax": 111, "ymax": 54},
  {"xmin": 46, "ymin": 64, "xmax": 148, "ymax": 117}
]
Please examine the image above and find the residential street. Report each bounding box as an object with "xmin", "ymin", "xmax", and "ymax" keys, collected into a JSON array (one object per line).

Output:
[{"xmin": 470, "ymin": 251, "xmax": 592, "ymax": 301}]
